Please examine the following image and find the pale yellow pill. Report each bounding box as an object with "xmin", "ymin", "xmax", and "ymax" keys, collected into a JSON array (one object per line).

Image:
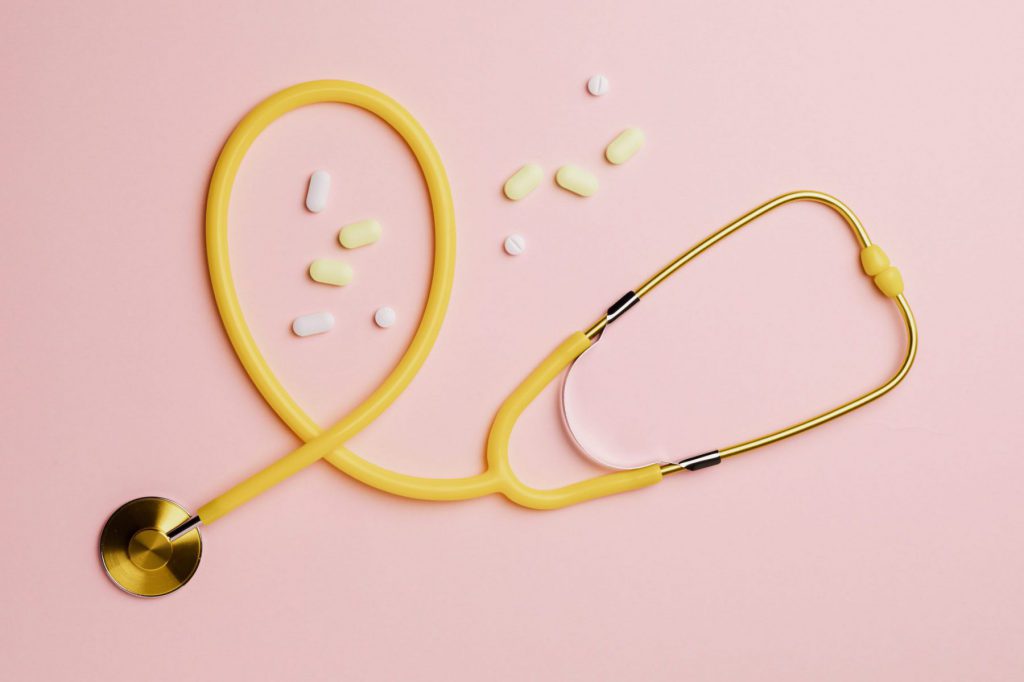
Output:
[
  {"xmin": 339, "ymin": 219, "xmax": 381, "ymax": 249},
  {"xmin": 605, "ymin": 128, "xmax": 645, "ymax": 165},
  {"xmin": 503, "ymin": 163, "xmax": 543, "ymax": 200},
  {"xmin": 555, "ymin": 165, "xmax": 598, "ymax": 197},
  {"xmin": 308, "ymin": 259, "xmax": 353, "ymax": 286}
]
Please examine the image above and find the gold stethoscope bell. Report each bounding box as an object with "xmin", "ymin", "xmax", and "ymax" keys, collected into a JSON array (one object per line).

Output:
[{"xmin": 100, "ymin": 497, "xmax": 202, "ymax": 597}]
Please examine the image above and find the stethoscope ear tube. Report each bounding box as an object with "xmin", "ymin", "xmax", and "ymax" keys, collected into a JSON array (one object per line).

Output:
[{"xmin": 568, "ymin": 191, "xmax": 917, "ymax": 475}]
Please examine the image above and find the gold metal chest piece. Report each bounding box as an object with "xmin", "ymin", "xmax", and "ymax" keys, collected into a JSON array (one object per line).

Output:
[{"xmin": 100, "ymin": 497, "xmax": 201, "ymax": 597}]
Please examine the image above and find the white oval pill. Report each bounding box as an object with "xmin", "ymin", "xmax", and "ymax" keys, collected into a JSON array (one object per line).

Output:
[
  {"xmin": 605, "ymin": 128, "xmax": 645, "ymax": 165},
  {"xmin": 374, "ymin": 306, "xmax": 396, "ymax": 328},
  {"xmin": 503, "ymin": 163, "xmax": 543, "ymax": 201},
  {"xmin": 587, "ymin": 74, "xmax": 609, "ymax": 96},
  {"xmin": 339, "ymin": 219, "xmax": 382, "ymax": 249},
  {"xmin": 305, "ymin": 170, "xmax": 331, "ymax": 213},
  {"xmin": 555, "ymin": 165, "xmax": 598, "ymax": 197},
  {"xmin": 504, "ymin": 234, "xmax": 526, "ymax": 256},
  {"xmin": 292, "ymin": 312, "xmax": 335, "ymax": 337},
  {"xmin": 308, "ymin": 259, "xmax": 353, "ymax": 286}
]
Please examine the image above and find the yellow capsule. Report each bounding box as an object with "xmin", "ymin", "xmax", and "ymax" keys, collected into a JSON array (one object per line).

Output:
[
  {"xmin": 555, "ymin": 165, "xmax": 598, "ymax": 197},
  {"xmin": 874, "ymin": 267, "xmax": 904, "ymax": 298},
  {"xmin": 860, "ymin": 244, "xmax": 890, "ymax": 276},
  {"xmin": 605, "ymin": 128, "xmax": 645, "ymax": 165},
  {"xmin": 503, "ymin": 163, "xmax": 543, "ymax": 201},
  {"xmin": 308, "ymin": 259, "xmax": 353, "ymax": 286},
  {"xmin": 339, "ymin": 219, "xmax": 381, "ymax": 249}
]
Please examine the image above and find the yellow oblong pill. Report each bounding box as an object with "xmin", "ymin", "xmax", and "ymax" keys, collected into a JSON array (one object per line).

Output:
[
  {"xmin": 503, "ymin": 163, "xmax": 543, "ymax": 200},
  {"xmin": 339, "ymin": 219, "xmax": 382, "ymax": 249},
  {"xmin": 605, "ymin": 128, "xmax": 645, "ymax": 165},
  {"xmin": 309, "ymin": 259, "xmax": 353, "ymax": 286},
  {"xmin": 555, "ymin": 165, "xmax": 598, "ymax": 197}
]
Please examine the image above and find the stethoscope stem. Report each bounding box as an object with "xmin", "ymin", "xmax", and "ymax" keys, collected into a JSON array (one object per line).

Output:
[
  {"xmin": 167, "ymin": 515, "xmax": 202, "ymax": 542},
  {"xmin": 661, "ymin": 450, "xmax": 722, "ymax": 475}
]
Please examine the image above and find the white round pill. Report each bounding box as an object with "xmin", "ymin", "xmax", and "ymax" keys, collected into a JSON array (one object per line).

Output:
[
  {"xmin": 587, "ymin": 74, "xmax": 609, "ymax": 96},
  {"xmin": 374, "ymin": 306, "xmax": 396, "ymax": 328},
  {"xmin": 504, "ymin": 234, "xmax": 526, "ymax": 256}
]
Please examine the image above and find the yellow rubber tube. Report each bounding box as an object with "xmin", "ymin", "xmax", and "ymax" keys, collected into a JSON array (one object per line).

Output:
[
  {"xmin": 199, "ymin": 80, "xmax": 657, "ymax": 523},
  {"xmin": 484, "ymin": 333, "xmax": 663, "ymax": 510},
  {"xmin": 200, "ymin": 80, "xmax": 468, "ymax": 522},
  {"xmin": 198, "ymin": 83, "xmax": 915, "ymax": 524},
  {"xmin": 320, "ymin": 333, "xmax": 662, "ymax": 509}
]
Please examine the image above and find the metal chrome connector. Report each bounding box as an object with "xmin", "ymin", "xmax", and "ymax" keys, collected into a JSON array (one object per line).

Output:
[
  {"xmin": 660, "ymin": 450, "xmax": 721, "ymax": 475},
  {"xmin": 585, "ymin": 291, "xmax": 640, "ymax": 340},
  {"xmin": 606, "ymin": 291, "xmax": 639, "ymax": 323},
  {"xmin": 166, "ymin": 515, "xmax": 202, "ymax": 542}
]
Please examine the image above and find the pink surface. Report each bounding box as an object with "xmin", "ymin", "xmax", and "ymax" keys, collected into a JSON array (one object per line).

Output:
[{"xmin": 2, "ymin": 1, "xmax": 1023, "ymax": 679}]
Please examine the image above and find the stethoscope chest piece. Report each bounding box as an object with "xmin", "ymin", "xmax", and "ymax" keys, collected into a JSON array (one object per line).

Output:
[{"xmin": 100, "ymin": 497, "xmax": 202, "ymax": 597}]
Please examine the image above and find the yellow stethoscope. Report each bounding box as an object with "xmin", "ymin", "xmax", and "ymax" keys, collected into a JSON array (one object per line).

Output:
[{"xmin": 100, "ymin": 80, "xmax": 918, "ymax": 596}]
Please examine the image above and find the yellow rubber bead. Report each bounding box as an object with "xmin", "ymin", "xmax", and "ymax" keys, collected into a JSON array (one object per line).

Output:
[
  {"xmin": 874, "ymin": 266, "xmax": 904, "ymax": 298},
  {"xmin": 860, "ymin": 244, "xmax": 890, "ymax": 276}
]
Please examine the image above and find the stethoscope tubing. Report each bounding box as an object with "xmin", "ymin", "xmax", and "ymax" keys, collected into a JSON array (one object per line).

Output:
[{"xmin": 169, "ymin": 81, "xmax": 916, "ymax": 540}]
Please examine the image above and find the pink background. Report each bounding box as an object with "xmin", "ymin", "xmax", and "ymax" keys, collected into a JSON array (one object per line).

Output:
[{"xmin": 2, "ymin": 1, "xmax": 1023, "ymax": 679}]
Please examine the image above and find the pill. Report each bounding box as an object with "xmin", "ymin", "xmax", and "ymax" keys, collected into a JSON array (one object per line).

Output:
[
  {"xmin": 587, "ymin": 74, "xmax": 609, "ymax": 96},
  {"xmin": 292, "ymin": 312, "xmax": 335, "ymax": 337},
  {"xmin": 374, "ymin": 306, "xmax": 396, "ymax": 328},
  {"xmin": 305, "ymin": 170, "xmax": 330, "ymax": 213},
  {"xmin": 555, "ymin": 165, "xmax": 598, "ymax": 197},
  {"xmin": 308, "ymin": 259, "xmax": 353, "ymax": 286},
  {"xmin": 504, "ymin": 234, "xmax": 526, "ymax": 256},
  {"xmin": 339, "ymin": 219, "xmax": 381, "ymax": 249},
  {"xmin": 605, "ymin": 128, "xmax": 645, "ymax": 165},
  {"xmin": 503, "ymin": 163, "xmax": 543, "ymax": 201}
]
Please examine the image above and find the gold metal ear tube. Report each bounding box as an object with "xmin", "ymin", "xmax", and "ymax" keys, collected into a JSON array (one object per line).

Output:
[{"xmin": 579, "ymin": 190, "xmax": 918, "ymax": 474}]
